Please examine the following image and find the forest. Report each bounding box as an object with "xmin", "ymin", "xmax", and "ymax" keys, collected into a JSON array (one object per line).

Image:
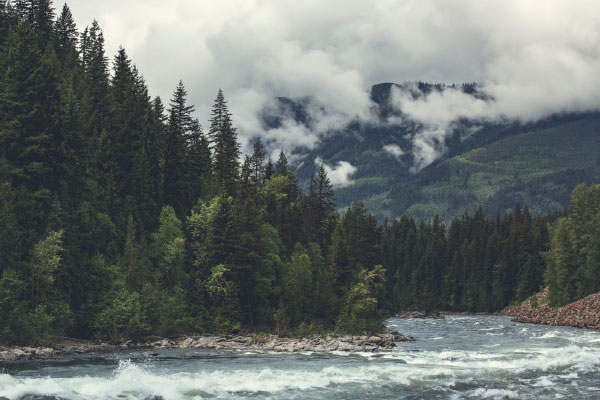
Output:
[{"xmin": 1, "ymin": 1, "xmax": 599, "ymax": 345}]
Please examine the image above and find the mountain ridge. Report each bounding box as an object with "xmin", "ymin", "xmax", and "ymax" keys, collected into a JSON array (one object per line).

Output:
[{"xmin": 264, "ymin": 83, "xmax": 600, "ymax": 221}]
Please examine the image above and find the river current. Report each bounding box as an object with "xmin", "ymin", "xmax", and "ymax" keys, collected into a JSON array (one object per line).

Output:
[{"xmin": 1, "ymin": 315, "xmax": 599, "ymax": 399}]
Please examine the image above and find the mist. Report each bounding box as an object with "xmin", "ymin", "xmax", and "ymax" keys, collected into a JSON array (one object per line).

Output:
[{"xmin": 65, "ymin": 0, "xmax": 600, "ymax": 169}]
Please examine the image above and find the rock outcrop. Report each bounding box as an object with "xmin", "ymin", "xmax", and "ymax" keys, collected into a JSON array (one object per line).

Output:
[
  {"xmin": 0, "ymin": 331, "xmax": 414, "ymax": 361},
  {"xmin": 501, "ymin": 288, "xmax": 600, "ymax": 330},
  {"xmin": 395, "ymin": 311, "xmax": 444, "ymax": 319},
  {"xmin": 152, "ymin": 331, "xmax": 413, "ymax": 352}
]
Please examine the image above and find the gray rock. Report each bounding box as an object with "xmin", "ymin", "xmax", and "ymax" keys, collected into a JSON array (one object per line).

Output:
[{"xmin": 11, "ymin": 348, "xmax": 26, "ymax": 357}]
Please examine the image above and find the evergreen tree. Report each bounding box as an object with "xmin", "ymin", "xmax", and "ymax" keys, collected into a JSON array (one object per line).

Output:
[
  {"xmin": 208, "ymin": 89, "xmax": 239, "ymax": 196},
  {"xmin": 249, "ymin": 137, "xmax": 266, "ymax": 186},
  {"xmin": 184, "ymin": 117, "xmax": 211, "ymax": 207},
  {"xmin": 0, "ymin": 23, "xmax": 65, "ymax": 191},
  {"xmin": 32, "ymin": 0, "xmax": 55, "ymax": 34},
  {"xmin": 55, "ymin": 3, "xmax": 77, "ymax": 47},
  {"xmin": 163, "ymin": 80, "xmax": 194, "ymax": 216},
  {"xmin": 304, "ymin": 165, "xmax": 336, "ymax": 249},
  {"xmin": 276, "ymin": 151, "xmax": 289, "ymax": 176},
  {"xmin": 264, "ymin": 158, "xmax": 274, "ymax": 181}
]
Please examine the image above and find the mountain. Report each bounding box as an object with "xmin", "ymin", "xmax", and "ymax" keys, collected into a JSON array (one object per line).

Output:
[
  {"xmin": 267, "ymin": 83, "xmax": 600, "ymax": 221},
  {"xmin": 386, "ymin": 113, "xmax": 600, "ymax": 220}
]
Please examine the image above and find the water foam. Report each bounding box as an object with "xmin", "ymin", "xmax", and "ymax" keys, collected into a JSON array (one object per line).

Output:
[{"xmin": 2, "ymin": 315, "xmax": 600, "ymax": 399}]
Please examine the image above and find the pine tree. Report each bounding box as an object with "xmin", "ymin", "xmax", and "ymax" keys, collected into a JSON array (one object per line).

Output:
[{"xmin": 208, "ymin": 89, "xmax": 239, "ymax": 196}]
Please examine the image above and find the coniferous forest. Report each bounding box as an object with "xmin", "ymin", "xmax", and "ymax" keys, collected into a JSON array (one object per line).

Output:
[{"xmin": 1, "ymin": 1, "xmax": 599, "ymax": 345}]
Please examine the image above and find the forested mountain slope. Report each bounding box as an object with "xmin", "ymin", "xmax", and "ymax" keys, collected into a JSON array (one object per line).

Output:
[
  {"xmin": 287, "ymin": 83, "xmax": 600, "ymax": 221},
  {"xmin": 386, "ymin": 113, "xmax": 600, "ymax": 220}
]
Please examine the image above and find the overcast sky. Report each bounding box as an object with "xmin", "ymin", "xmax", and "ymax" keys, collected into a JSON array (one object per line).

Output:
[{"xmin": 64, "ymin": 0, "xmax": 600, "ymax": 173}]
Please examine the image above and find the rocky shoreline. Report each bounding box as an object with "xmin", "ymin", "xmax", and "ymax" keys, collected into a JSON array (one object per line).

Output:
[
  {"xmin": 395, "ymin": 310, "xmax": 444, "ymax": 319},
  {"xmin": 501, "ymin": 288, "xmax": 600, "ymax": 330},
  {"xmin": 0, "ymin": 331, "xmax": 414, "ymax": 361}
]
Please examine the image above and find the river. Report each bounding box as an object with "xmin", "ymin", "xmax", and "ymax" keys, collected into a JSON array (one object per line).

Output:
[{"xmin": 1, "ymin": 315, "xmax": 599, "ymax": 399}]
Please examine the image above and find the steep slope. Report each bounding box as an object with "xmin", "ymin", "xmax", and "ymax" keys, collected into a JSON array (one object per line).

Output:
[
  {"xmin": 386, "ymin": 113, "xmax": 600, "ymax": 220},
  {"xmin": 264, "ymin": 83, "xmax": 600, "ymax": 221}
]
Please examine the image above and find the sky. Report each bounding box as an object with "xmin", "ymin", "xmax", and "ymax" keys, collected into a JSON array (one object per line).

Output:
[{"xmin": 64, "ymin": 0, "xmax": 600, "ymax": 179}]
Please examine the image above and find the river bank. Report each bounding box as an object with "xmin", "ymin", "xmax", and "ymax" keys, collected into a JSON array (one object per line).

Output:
[
  {"xmin": 501, "ymin": 288, "xmax": 600, "ymax": 330},
  {"xmin": 0, "ymin": 331, "xmax": 413, "ymax": 361}
]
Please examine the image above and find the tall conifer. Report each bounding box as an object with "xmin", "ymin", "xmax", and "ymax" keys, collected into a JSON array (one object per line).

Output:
[
  {"xmin": 163, "ymin": 80, "xmax": 194, "ymax": 216},
  {"xmin": 208, "ymin": 89, "xmax": 239, "ymax": 196}
]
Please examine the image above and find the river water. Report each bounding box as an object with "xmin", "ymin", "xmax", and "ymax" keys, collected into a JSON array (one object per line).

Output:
[{"xmin": 1, "ymin": 315, "xmax": 600, "ymax": 399}]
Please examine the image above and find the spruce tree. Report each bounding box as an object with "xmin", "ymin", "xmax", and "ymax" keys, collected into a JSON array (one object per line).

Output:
[
  {"xmin": 264, "ymin": 158, "xmax": 274, "ymax": 181},
  {"xmin": 249, "ymin": 137, "xmax": 266, "ymax": 186},
  {"xmin": 208, "ymin": 89, "xmax": 239, "ymax": 196},
  {"xmin": 0, "ymin": 23, "xmax": 65, "ymax": 191},
  {"xmin": 83, "ymin": 20, "xmax": 108, "ymax": 113},
  {"xmin": 276, "ymin": 151, "xmax": 289, "ymax": 176},
  {"xmin": 55, "ymin": 3, "xmax": 77, "ymax": 47},
  {"xmin": 304, "ymin": 165, "xmax": 336, "ymax": 249},
  {"xmin": 163, "ymin": 80, "xmax": 194, "ymax": 216},
  {"xmin": 31, "ymin": 0, "xmax": 55, "ymax": 34},
  {"xmin": 184, "ymin": 117, "xmax": 211, "ymax": 207}
]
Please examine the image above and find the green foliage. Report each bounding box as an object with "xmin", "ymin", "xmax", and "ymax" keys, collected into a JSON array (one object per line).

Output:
[
  {"xmin": 30, "ymin": 304, "xmax": 54, "ymax": 344},
  {"xmin": 337, "ymin": 265, "xmax": 387, "ymax": 333},
  {"xmin": 279, "ymin": 244, "xmax": 314, "ymax": 329},
  {"xmin": 545, "ymin": 184, "xmax": 600, "ymax": 305},
  {"xmin": 151, "ymin": 206, "xmax": 186, "ymax": 288},
  {"xmin": 205, "ymin": 264, "xmax": 240, "ymax": 334},
  {"xmin": 95, "ymin": 289, "xmax": 149, "ymax": 341},
  {"xmin": 30, "ymin": 230, "xmax": 63, "ymax": 302},
  {"xmin": 0, "ymin": 269, "xmax": 31, "ymax": 343},
  {"xmin": 141, "ymin": 283, "xmax": 195, "ymax": 336},
  {"xmin": 250, "ymin": 224, "xmax": 283, "ymax": 327}
]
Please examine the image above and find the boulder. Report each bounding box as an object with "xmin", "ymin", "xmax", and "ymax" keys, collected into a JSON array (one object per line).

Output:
[
  {"xmin": 367, "ymin": 336, "xmax": 383, "ymax": 344},
  {"xmin": 11, "ymin": 348, "xmax": 26, "ymax": 358}
]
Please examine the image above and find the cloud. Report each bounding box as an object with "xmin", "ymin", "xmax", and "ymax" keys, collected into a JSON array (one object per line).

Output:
[
  {"xmin": 382, "ymin": 144, "xmax": 405, "ymax": 161},
  {"xmin": 315, "ymin": 157, "xmax": 357, "ymax": 187},
  {"xmin": 65, "ymin": 0, "xmax": 600, "ymax": 165}
]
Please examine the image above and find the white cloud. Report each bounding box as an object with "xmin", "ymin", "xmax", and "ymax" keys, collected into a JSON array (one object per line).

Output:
[
  {"xmin": 66, "ymin": 0, "xmax": 600, "ymax": 165},
  {"xmin": 315, "ymin": 157, "xmax": 357, "ymax": 187},
  {"xmin": 382, "ymin": 144, "xmax": 405, "ymax": 161}
]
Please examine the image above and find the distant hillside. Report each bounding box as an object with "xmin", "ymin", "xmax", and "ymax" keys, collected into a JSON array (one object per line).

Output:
[
  {"xmin": 268, "ymin": 84, "xmax": 600, "ymax": 221},
  {"xmin": 386, "ymin": 113, "xmax": 600, "ymax": 220}
]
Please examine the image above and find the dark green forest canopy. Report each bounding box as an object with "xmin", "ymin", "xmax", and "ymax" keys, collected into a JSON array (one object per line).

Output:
[{"xmin": 0, "ymin": 1, "xmax": 598, "ymax": 345}]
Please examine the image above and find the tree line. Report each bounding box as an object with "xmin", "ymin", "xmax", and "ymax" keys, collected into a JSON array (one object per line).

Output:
[
  {"xmin": 0, "ymin": 1, "xmax": 388, "ymax": 342},
  {"xmin": 0, "ymin": 1, "xmax": 597, "ymax": 345}
]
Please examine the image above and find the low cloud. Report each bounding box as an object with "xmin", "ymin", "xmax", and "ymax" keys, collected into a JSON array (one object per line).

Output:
[
  {"xmin": 382, "ymin": 144, "xmax": 405, "ymax": 161},
  {"xmin": 66, "ymin": 0, "xmax": 600, "ymax": 166},
  {"xmin": 315, "ymin": 157, "xmax": 357, "ymax": 187}
]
